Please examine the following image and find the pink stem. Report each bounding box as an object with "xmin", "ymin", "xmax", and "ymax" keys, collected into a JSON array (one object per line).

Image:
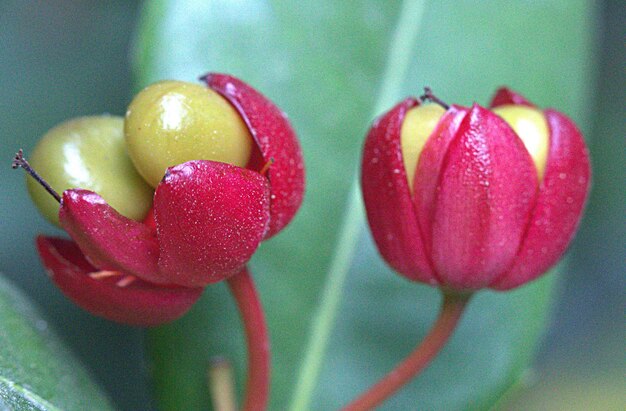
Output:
[
  {"xmin": 226, "ymin": 268, "xmax": 270, "ymax": 411},
  {"xmin": 342, "ymin": 292, "xmax": 471, "ymax": 411}
]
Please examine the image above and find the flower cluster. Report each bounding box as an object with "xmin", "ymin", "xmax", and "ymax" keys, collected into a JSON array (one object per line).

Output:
[{"xmin": 28, "ymin": 74, "xmax": 304, "ymax": 326}]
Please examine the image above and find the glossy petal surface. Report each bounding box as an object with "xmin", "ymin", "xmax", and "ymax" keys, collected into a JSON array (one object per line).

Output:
[
  {"xmin": 203, "ymin": 73, "xmax": 305, "ymax": 238},
  {"xmin": 423, "ymin": 105, "xmax": 539, "ymax": 289},
  {"xmin": 361, "ymin": 98, "xmax": 435, "ymax": 283},
  {"xmin": 59, "ymin": 189, "xmax": 165, "ymax": 284},
  {"xmin": 490, "ymin": 87, "xmax": 534, "ymax": 107},
  {"xmin": 492, "ymin": 110, "xmax": 591, "ymax": 289},
  {"xmin": 155, "ymin": 160, "xmax": 270, "ymax": 287},
  {"xmin": 412, "ymin": 105, "xmax": 468, "ymax": 277},
  {"xmin": 36, "ymin": 236, "xmax": 203, "ymax": 327}
]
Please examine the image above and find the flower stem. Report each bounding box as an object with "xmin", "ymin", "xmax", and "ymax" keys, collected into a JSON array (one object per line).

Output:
[
  {"xmin": 226, "ymin": 268, "xmax": 270, "ymax": 411},
  {"xmin": 341, "ymin": 291, "xmax": 472, "ymax": 411}
]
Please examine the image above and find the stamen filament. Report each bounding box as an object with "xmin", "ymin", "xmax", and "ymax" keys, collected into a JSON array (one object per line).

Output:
[
  {"xmin": 116, "ymin": 275, "xmax": 136, "ymax": 287},
  {"xmin": 12, "ymin": 149, "xmax": 61, "ymax": 203},
  {"xmin": 89, "ymin": 270, "xmax": 122, "ymax": 280},
  {"xmin": 419, "ymin": 87, "xmax": 450, "ymax": 110}
]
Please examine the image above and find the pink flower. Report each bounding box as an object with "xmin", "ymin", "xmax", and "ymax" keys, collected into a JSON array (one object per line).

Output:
[
  {"xmin": 36, "ymin": 74, "xmax": 304, "ymax": 325},
  {"xmin": 361, "ymin": 88, "xmax": 590, "ymax": 291}
]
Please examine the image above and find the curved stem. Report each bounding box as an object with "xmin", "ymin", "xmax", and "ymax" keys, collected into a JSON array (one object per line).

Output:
[
  {"xmin": 342, "ymin": 291, "xmax": 472, "ymax": 411},
  {"xmin": 227, "ymin": 268, "xmax": 270, "ymax": 411}
]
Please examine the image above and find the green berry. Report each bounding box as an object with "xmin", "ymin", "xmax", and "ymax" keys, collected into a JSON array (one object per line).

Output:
[{"xmin": 27, "ymin": 116, "xmax": 153, "ymax": 226}]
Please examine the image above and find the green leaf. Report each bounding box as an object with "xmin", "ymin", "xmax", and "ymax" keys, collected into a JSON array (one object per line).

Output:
[
  {"xmin": 0, "ymin": 274, "xmax": 114, "ymax": 411},
  {"xmin": 134, "ymin": 0, "xmax": 595, "ymax": 409}
]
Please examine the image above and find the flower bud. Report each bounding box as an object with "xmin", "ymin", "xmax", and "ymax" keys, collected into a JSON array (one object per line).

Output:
[{"xmin": 361, "ymin": 88, "xmax": 590, "ymax": 291}]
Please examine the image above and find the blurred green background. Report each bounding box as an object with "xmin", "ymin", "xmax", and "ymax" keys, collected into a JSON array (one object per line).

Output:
[{"xmin": 0, "ymin": 1, "xmax": 623, "ymax": 410}]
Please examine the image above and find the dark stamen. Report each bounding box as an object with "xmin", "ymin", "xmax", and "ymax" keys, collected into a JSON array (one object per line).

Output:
[
  {"xmin": 419, "ymin": 87, "xmax": 450, "ymax": 110},
  {"xmin": 12, "ymin": 149, "xmax": 61, "ymax": 203}
]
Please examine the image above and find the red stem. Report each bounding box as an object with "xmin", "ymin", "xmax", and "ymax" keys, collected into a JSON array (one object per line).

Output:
[
  {"xmin": 226, "ymin": 268, "xmax": 271, "ymax": 411},
  {"xmin": 342, "ymin": 291, "xmax": 472, "ymax": 411}
]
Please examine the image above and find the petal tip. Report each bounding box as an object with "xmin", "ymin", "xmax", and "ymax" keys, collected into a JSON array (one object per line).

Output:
[
  {"xmin": 202, "ymin": 73, "xmax": 304, "ymax": 237},
  {"xmin": 490, "ymin": 87, "xmax": 534, "ymax": 107}
]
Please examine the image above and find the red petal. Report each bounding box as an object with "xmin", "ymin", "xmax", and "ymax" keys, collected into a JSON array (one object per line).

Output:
[
  {"xmin": 489, "ymin": 87, "xmax": 534, "ymax": 108},
  {"xmin": 422, "ymin": 105, "xmax": 538, "ymax": 290},
  {"xmin": 202, "ymin": 73, "xmax": 305, "ymax": 238},
  {"xmin": 361, "ymin": 98, "xmax": 436, "ymax": 284},
  {"xmin": 36, "ymin": 236, "xmax": 202, "ymax": 327},
  {"xmin": 491, "ymin": 110, "xmax": 591, "ymax": 290},
  {"xmin": 59, "ymin": 190, "xmax": 167, "ymax": 285},
  {"xmin": 155, "ymin": 160, "xmax": 270, "ymax": 287},
  {"xmin": 412, "ymin": 105, "xmax": 469, "ymax": 273}
]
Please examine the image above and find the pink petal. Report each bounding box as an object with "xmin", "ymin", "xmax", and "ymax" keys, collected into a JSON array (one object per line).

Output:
[
  {"xmin": 491, "ymin": 110, "xmax": 591, "ymax": 290},
  {"xmin": 202, "ymin": 73, "xmax": 305, "ymax": 238},
  {"xmin": 155, "ymin": 160, "xmax": 270, "ymax": 288},
  {"xmin": 490, "ymin": 87, "xmax": 534, "ymax": 108},
  {"xmin": 424, "ymin": 105, "xmax": 538, "ymax": 290},
  {"xmin": 59, "ymin": 189, "xmax": 168, "ymax": 285},
  {"xmin": 361, "ymin": 98, "xmax": 435, "ymax": 284},
  {"xmin": 36, "ymin": 236, "xmax": 203, "ymax": 327},
  {"xmin": 412, "ymin": 105, "xmax": 469, "ymax": 268}
]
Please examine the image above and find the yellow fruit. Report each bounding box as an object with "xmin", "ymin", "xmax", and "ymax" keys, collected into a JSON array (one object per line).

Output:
[
  {"xmin": 493, "ymin": 105, "xmax": 549, "ymax": 180},
  {"xmin": 400, "ymin": 103, "xmax": 446, "ymax": 192},
  {"xmin": 27, "ymin": 116, "xmax": 153, "ymax": 226},
  {"xmin": 125, "ymin": 80, "xmax": 254, "ymax": 187}
]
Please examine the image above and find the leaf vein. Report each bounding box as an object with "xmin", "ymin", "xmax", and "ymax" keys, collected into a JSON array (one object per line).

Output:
[{"xmin": 288, "ymin": 1, "xmax": 428, "ymax": 410}]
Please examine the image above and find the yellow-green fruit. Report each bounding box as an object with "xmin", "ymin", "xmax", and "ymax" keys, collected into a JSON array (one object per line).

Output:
[
  {"xmin": 125, "ymin": 80, "xmax": 254, "ymax": 187},
  {"xmin": 400, "ymin": 104, "xmax": 446, "ymax": 192},
  {"xmin": 493, "ymin": 104, "xmax": 549, "ymax": 180},
  {"xmin": 27, "ymin": 116, "xmax": 154, "ymax": 227}
]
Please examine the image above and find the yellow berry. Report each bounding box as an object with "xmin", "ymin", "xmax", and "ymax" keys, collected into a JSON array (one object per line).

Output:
[
  {"xmin": 27, "ymin": 116, "xmax": 153, "ymax": 226},
  {"xmin": 124, "ymin": 80, "xmax": 254, "ymax": 187},
  {"xmin": 493, "ymin": 105, "xmax": 549, "ymax": 180},
  {"xmin": 400, "ymin": 104, "xmax": 446, "ymax": 192}
]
